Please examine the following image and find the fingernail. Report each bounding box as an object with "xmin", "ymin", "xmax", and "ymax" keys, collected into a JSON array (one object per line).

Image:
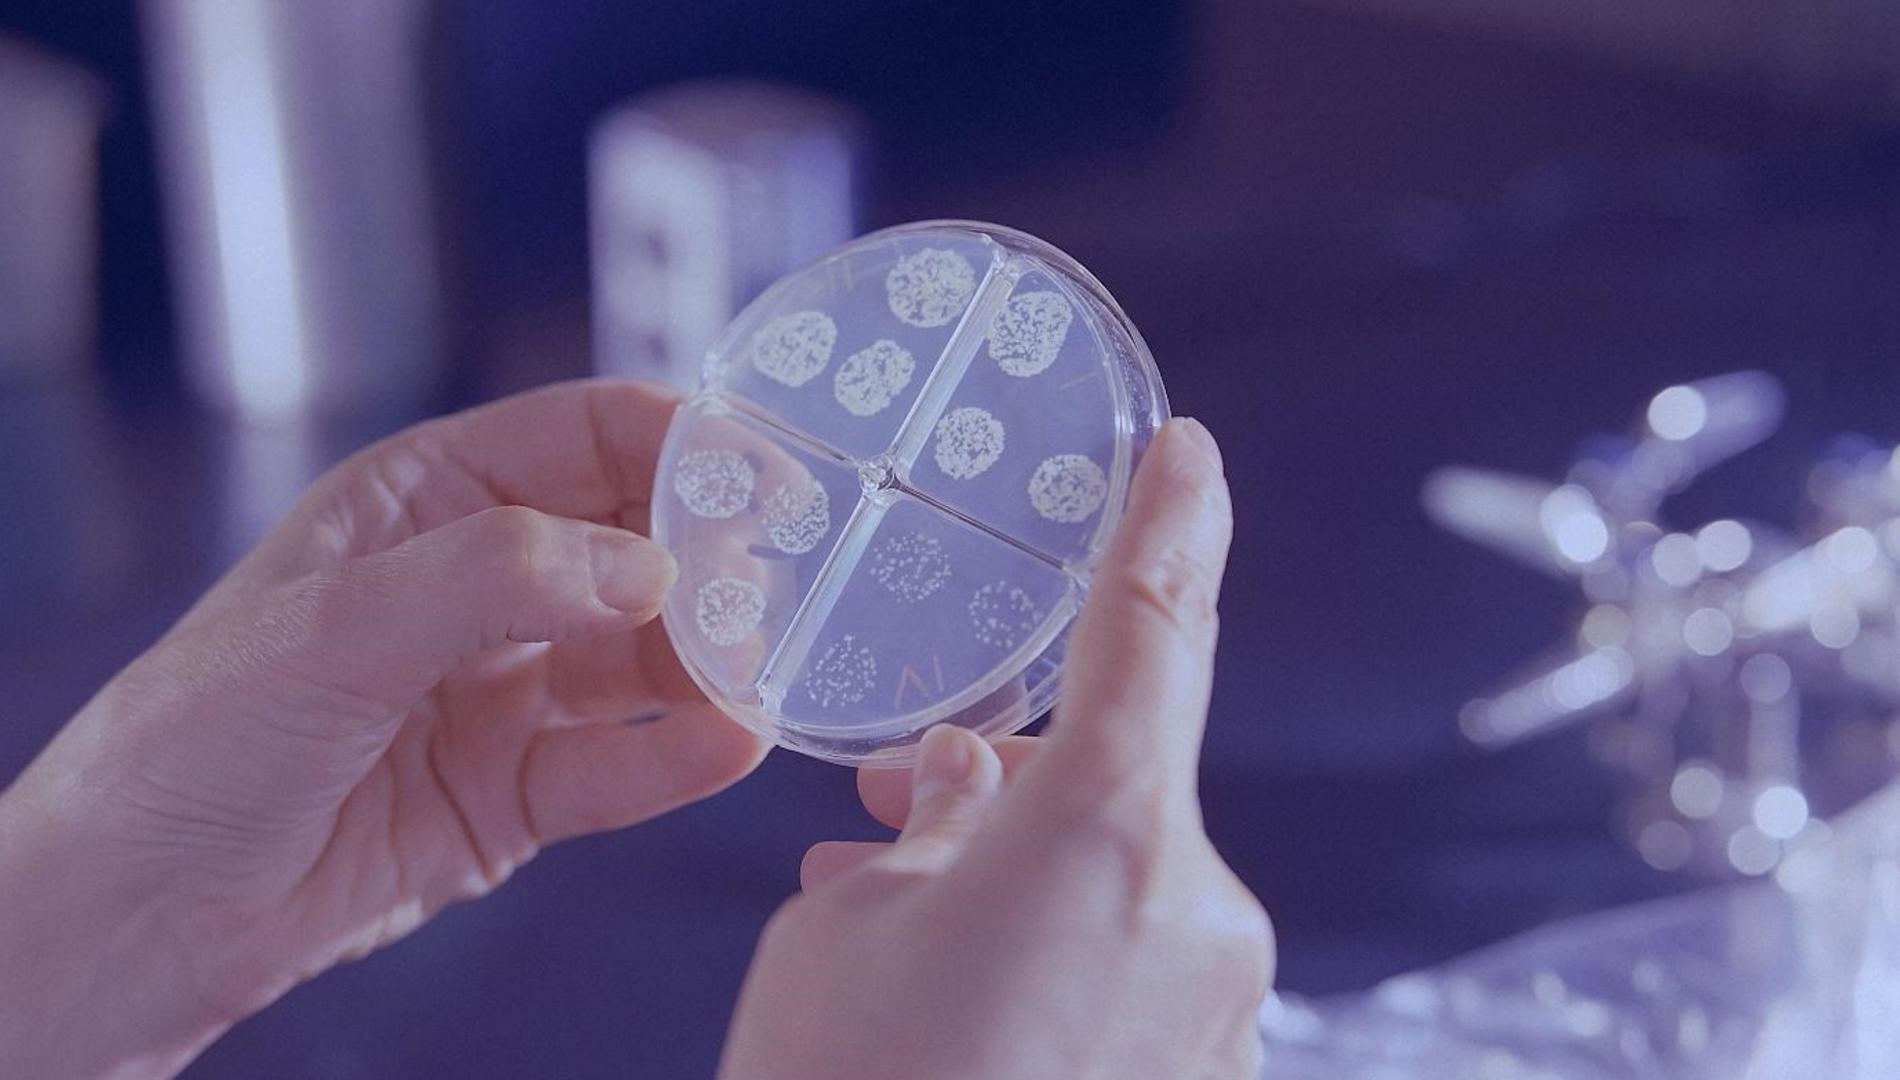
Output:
[
  {"xmin": 590, "ymin": 531, "xmax": 678, "ymax": 614},
  {"xmin": 1174, "ymin": 417, "xmax": 1223, "ymax": 475},
  {"xmin": 914, "ymin": 725, "xmax": 976, "ymax": 797}
]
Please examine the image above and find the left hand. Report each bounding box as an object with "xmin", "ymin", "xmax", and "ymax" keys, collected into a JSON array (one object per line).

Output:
[{"xmin": 0, "ymin": 380, "xmax": 768, "ymax": 1078}]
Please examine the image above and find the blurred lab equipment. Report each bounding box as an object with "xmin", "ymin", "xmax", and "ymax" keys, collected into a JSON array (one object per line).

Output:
[
  {"xmin": 590, "ymin": 81, "xmax": 863, "ymax": 389},
  {"xmin": 0, "ymin": 36, "xmax": 106, "ymax": 384},
  {"xmin": 141, "ymin": 0, "xmax": 444, "ymax": 420},
  {"xmin": 1424, "ymin": 373, "xmax": 1900, "ymax": 878}
]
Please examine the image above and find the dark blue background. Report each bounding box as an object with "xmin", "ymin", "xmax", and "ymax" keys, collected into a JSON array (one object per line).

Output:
[{"xmin": 3, "ymin": 2, "xmax": 1898, "ymax": 1076}]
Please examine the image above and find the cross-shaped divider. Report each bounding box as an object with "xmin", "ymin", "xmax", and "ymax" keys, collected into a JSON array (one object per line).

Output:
[{"xmin": 660, "ymin": 221, "xmax": 1165, "ymax": 762}]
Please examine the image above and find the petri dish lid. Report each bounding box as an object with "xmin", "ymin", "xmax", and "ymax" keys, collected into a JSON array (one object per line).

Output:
[{"xmin": 651, "ymin": 221, "xmax": 1167, "ymax": 766}]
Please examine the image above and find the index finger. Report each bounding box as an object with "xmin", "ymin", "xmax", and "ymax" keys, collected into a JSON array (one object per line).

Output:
[
  {"xmin": 316, "ymin": 379, "xmax": 681, "ymax": 548},
  {"xmin": 1023, "ymin": 417, "xmax": 1232, "ymax": 799},
  {"xmin": 390, "ymin": 378, "xmax": 679, "ymax": 520},
  {"xmin": 195, "ymin": 379, "xmax": 688, "ymax": 625}
]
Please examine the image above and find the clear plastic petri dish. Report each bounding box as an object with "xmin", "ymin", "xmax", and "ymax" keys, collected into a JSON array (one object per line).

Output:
[{"xmin": 651, "ymin": 221, "xmax": 1167, "ymax": 766}]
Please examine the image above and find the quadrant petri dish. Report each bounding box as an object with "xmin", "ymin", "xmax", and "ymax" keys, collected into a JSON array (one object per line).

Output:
[{"xmin": 651, "ymin": 221, "xmax": 1167, "ymax": 766}]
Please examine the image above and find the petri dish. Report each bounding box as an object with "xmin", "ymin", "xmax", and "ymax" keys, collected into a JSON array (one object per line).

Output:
[{"xmin": 651, "ymin": 221, "xmax": 1167, "ymax": 766}]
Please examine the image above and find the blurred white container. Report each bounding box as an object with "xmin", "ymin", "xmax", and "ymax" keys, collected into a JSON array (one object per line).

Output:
[
  {"xmin": 590, "ymin": 81, "xmax": 864, "ymax": 389},
  {"xmin": 142, "ymin": 0, "xmax": 443, "ymax": 420},
  {"xmin": 0, "ymin": 37, "xmax": 106, "ymax": 384}
]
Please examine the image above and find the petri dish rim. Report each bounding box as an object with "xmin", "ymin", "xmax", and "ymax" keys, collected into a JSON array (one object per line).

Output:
[{"xmin": 656, "ymin": 220, "xmax": 1169, "ymax": 766}]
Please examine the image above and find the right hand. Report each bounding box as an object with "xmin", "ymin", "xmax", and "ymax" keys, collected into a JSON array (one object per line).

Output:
[{"xmin": 718, "ymin": 417, "xmax": 1273, "ymax": 1080}]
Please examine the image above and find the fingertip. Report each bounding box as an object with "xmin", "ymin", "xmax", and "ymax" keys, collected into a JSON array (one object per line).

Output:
[
  {"xmin": 1114, "ymin": 423, "xmax": 1231, "ymax": 568},
  {"xmin": 901, "ymin": 728, "xmax": 1003, "ymax": 844},
  {"xmin": 913, "ymin": 724, "xmax": 977, "ymax": 797},
  {"xmin": 1144, "ymin": 418, "xmax": 1230, "ymax": 513},
  {"xmin": 913, "ymin": 726, "xmax": 1001, "ymax": 801},
  {"xmin": 589, "ymin": 529, "xmax": 678, "ymax": 618},
  {"xmin": 858, "ymin": 734, "xmax": 1039, "ymax": 830},
  {"xmin": 1170, "ymin": 416, "xmax": 1223, "ymax": 476}
]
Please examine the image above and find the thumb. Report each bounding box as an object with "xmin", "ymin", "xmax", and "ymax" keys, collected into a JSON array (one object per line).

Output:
[
  {"xmin": 271, "ymin": 505, "xmax": 676, "ymax": 718},
  {"xmin": 867, "ymin": 726, "xmax": 1003, "ymax": 878}
]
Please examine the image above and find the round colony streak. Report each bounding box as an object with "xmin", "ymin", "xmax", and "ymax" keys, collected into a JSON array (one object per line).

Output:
[
  {"xmin": 674, "ymin": 447, "xmax": 756, "ymax": 519},
  {"xmin": 749, "ymin": 309, "xmax": 837, "ymax": 387},
  {"xmin": 885, "ymin": 248, "xmax": 977, "ymax": 328}
]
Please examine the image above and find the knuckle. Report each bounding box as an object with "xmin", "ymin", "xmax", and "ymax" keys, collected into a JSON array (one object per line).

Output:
[
  {"xmin": 1201, "ymin": 926, "xmax": 1271, "ymax": 1014},
  {"xmin": 1041, "ymin": 785, "xmax": 1175, "ymax": 891},
  {"xmin": 482, "ymin": 503, "xmax": 549, "ymax": 553},
  {"xmin": 476, "ymin": 505, "xmax": 558, "ymax": 590},
  {"xmin": 1206, "ymin": 873, "xmax": 1275, "ymax": 1002},
  {"xmin": 757, "ymin": 893, "xmax": 824, "ymax": 948},
  {"xmin": 308, "ymin": 429, "xmax": 436, "ymax": 522},
  {"xmin": 798, "ymin": 843, "xmax": 845, "ymax": 887},
  {"xmin": 825, "ymin": 861, "xmax": 923, "ymax": 905},
  {"xmin": 1236, "ymin": 897, "xmax": 1276, "ymax": 992},
  {"xmin": 1051, "ymin": 734, "xmax": 1166, "ymax": 807},
  {"xmin": 1241, "ymin": 893, "xmax": 1275, "ymax": 955},
  {"xmin": 1104, "ymin": 548, "xmax": 1222, "ymax": 645}
]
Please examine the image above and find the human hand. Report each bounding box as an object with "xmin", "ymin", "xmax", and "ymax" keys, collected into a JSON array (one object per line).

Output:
[
  {"xmin": 0, "ymin": 380, "xmax": 768, "ymax": 1078},
  {"xmin": 718, "ymin": 418, "xmax": 1272, "ymax": 1080}
]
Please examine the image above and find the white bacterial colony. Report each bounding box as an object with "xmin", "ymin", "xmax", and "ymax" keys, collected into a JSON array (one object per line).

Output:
[
  {"xmin": 969, "ymin": 581, "xmax": 1044, "ymax": 650},
  {"xmin": 749, "ymin": 310, "xmax": 837, "ymax": 387},
  {"xmin": 868, "ymin": 530, "xmax": 952, "ymax": 603},
  {"xmin": 761, "ymin": 478, "xmax": 831, "ymax": 555},
  {"xmin": 805, "ymin": 634, "xmax": 877, "ymax": 708},
  {"xmin": 695, "ymin": 577, "xmax": 766, "ymax": 646},
  {"xmin": 1028, "ymin": 454, "xmax": 1107, "ymax": 523},
  {"xmin": 933, "ymin": 406, "xmax": 1006, "ymax": 480},
  {"xmin": 987, "ymin": 290, "xmax": 1074, "ymax": 377},
  {"xmin": 833, "ymin": 339, "xmax": 915, "ymax": 417},
  {"xmin": 674, "ymin": 448, "xmax": 755, "ymax": 519},
  {"xmin": 885, "ymin": 248, "xmax": 976, "ymax": 328}
]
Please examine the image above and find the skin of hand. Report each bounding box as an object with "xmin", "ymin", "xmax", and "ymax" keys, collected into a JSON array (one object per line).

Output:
[
  {"xmin": 718, "ymin": 418, "xmax": 1274, "ymax": 1080},
  {"xmin": 0, "ymin": 380, "xmax": 769, "ymax": 1079}
]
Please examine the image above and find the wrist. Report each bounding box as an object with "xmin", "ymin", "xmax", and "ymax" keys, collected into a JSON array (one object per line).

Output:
[{"xmin": 0, "ymin": 774, "xmax": 235, "ymax": 1078}]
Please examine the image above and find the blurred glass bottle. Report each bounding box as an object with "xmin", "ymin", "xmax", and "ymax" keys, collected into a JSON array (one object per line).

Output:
[
  {"xmin": 0, "ymin": 37, "xmax": 106, "ymax": 386},
  {"xmin": 590, "ymin": 80, "xmax": 864, "ymax": 390},
  {"xmin": 142, "ymin": 0, "xmax": 444, "ymax": 421},
  {"xmin": 0, "ymin": 40, "xmax": 132, "ymax": 605}
]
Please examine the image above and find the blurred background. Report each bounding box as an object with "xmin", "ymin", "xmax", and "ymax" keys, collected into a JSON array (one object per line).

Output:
[{"xmin": 2, "ymin": 1, "xmax": 1898, "ymax": 1076}]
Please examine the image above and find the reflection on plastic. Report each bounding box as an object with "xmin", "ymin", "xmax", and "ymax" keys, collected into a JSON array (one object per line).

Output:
[{"xmin": 1260, "ymin": 782, "xmax": 1900, "ymax": 1078}]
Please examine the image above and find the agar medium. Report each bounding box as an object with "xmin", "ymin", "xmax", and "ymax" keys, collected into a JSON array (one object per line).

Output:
[{"xmin": 651, "ymin": 221, "xmax": 1167, "ymax": 766}]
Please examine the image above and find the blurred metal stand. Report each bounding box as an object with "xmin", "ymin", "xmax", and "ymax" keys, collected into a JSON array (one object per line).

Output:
[
  {"xmin": 0, "ymin": 37, "xmax": 106, "ymax": 385},
  {"xmin": 590, "ymin": 81, "xmax": 864, "ymax": 389},
  {"xmin": 142, "ymin": 0, "xmax": 444, "ymax": 421}
]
